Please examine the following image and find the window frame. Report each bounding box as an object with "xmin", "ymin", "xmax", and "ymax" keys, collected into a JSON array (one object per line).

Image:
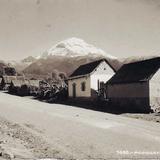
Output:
[{"xmin": 81, "ymin": 81, "xmax": 86, "ymax": 91}]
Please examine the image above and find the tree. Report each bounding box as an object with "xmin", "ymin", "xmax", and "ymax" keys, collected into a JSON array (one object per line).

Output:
[{"xmin": 59, "ymin": 72, "xmax": 67, "ymax": 80}]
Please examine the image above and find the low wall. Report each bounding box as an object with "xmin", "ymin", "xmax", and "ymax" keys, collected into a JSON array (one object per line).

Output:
[
  {"xmin": 68, "ymin": 97, "xmax": 97, "ymax": 104},
  {"xmin": 66, "ymin": 97, "xmax": 102, "ymax": 111},
  {"xmin": 108, "ymin": 97, "xmax": 151, "ymax": 113},
  {"xmin": 67, "ymin": 97, "xmax": 152, "ymax": 113}
]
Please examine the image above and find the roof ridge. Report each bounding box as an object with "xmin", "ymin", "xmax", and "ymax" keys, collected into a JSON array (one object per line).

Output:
[
  {"xmin": 69, "ymin": 59, "xmax": 110, "ymax": 78},
  {"xmin": 124, "ymin": 56, "xmax": 160, "ymax": 66},
  {"xmin": 78, "ymin": 58, "xmax": 105, "ymax": 67}
]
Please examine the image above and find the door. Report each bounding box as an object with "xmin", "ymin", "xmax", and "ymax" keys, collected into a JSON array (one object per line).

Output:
[{"xmin": 72, "ymin": 83, "xmax": 76, "ymax": 98}]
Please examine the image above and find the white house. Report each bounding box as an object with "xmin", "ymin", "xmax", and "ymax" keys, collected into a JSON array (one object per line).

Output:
[
  {"xmin": 68, "ymin": 59, "xmax": 115, "ymax": 99},
  {"xmin": 107, "ymin": 57, "xmax": 160, "ymax": 112}
]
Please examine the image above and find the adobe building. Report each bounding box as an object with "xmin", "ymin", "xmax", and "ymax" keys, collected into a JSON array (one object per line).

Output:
[{"xmin": 107, "ymin": 57, "xmax": 160, "ymax": 112}]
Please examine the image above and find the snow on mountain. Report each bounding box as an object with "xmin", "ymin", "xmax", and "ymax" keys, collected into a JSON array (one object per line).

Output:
[
  {"xmin": 38, "ymin": 38, "xmax": 117, "ymax": 59},
  {"xmin": 23, "ymin": 38, "xmax": 121, "ymax": 77}
]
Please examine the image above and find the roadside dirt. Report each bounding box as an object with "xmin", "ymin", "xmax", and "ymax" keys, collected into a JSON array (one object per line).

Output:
[
  {"xmin": 123, "ymin": 113, "xmax": 160, "ymax": 123},
  {"xmin": 0, "ymin": 116, "xmax": 61, "ymax": 160}
]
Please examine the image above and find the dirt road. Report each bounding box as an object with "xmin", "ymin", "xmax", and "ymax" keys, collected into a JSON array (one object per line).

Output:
[{"xmin": 0, "ymin": 92, "xmax": 160, "ymax": 159}]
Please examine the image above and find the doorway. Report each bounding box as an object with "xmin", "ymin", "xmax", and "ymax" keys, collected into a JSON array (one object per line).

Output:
[{"xmin": 72, "ymin": 83, "xmax": 76, "ymax": 98}]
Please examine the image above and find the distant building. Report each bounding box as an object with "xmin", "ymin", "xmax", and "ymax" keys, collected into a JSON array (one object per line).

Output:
[
  {"xmin": 107, "ymin": 57, "xmax": 160, "ymax": 112},
  {"xmin": 1, "ymin": 75, "xmax": 25, "ymax": 90},
  {"xmin": 0, "ymin": 66, "xmax": 20, "ymax": 90},
  {"xmin": 68, "ymin": 59, "xmax": 115, "ymax": 99},
  {"xmin": 1, "ymin": 76, "xmax": 18, "ymax": 90},
  {"xmin": 9, "ymin": 79, "xmax": 40, "ymax": 96},
  {"xmin": 9, "ymin": 79, "xmax": 29, "ymax": 95}
]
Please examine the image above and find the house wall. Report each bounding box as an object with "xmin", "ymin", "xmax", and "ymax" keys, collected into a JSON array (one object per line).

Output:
[
  {"xmin": 68, "ymin": 61, "xmax": 115, "ymax": 98},
  {"xmin": 107, "ymin": 82, "xmax": 150, "ymax": 112},
  {"xmin": 90, "ymin": 61, "xmax": 115, "ymax": 96},
  {"xmin": 68, "ymin": 76, "xmax": 91, "ymax": 98},
  {"xmin": 149, "ymin": 69, "xmax": 160, "ymax": 112}
]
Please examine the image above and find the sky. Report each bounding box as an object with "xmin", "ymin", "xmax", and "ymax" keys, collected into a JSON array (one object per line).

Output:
[{"xmin": 0, "ymin": 0, "xmax": 160, "ymax": 60}]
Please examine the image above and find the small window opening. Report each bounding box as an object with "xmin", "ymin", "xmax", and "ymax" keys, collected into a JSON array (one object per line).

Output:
[{"xmin": 81, "ymin": 82, "xmax": 86, "ymax": 91}]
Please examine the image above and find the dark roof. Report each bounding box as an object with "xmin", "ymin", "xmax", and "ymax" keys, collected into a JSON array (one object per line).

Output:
[
  {"xmin": 107, "ymin": 57, "xmax": 160, "ymax": 84},
  {"xmin": 69, "ymin": 59, "xmax": 115, "ymax": 78}
]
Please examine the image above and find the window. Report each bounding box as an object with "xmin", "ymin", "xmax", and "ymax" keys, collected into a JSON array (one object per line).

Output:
[{"xmin": 81, "ymin": 82, "xmax": 86, "ymax": 91}]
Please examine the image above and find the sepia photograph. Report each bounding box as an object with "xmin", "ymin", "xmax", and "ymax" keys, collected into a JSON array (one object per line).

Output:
[{"xmin": 0, "ymin": 0, "xmax": 160, "ymax": 159}]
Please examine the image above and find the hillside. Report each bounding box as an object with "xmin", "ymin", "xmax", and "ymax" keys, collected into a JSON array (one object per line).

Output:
[
  {"xmin": 23, "ymin": 55, "xmax": 121, "ymax": 77},
  {"xmin": 122, "ymin": 55, "xmax": 160, "ymax": 64},
  {"xmin": 23, "ymin": 38, "xmax": 121, "ymax": 77},
  {"xmin": 8, "ymin": 56, "xmax": 37, "ymax": 72}
]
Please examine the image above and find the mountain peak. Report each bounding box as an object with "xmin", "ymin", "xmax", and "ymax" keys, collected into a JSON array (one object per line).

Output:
[
  {"xmin": 38, "ymin": 37, "xmax": 116, "ymax": 59},
  {"xmin": 57, "ymin": 37, "xmax": 86, "ymax": 45}
]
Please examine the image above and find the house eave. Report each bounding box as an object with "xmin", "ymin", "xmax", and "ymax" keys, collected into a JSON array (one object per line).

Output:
[{"xmin": 68, "ymin": 74, "xmax": 90, "ymax": 80}]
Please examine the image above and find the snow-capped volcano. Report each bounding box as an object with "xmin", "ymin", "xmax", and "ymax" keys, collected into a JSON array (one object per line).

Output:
[
  {"xmin": 23, "ymin": 38, "xmax": 121, "ymax": 77},
  {"xmin": 38, "ymin": 38, "xmax": 116, "ymax": 59}
]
